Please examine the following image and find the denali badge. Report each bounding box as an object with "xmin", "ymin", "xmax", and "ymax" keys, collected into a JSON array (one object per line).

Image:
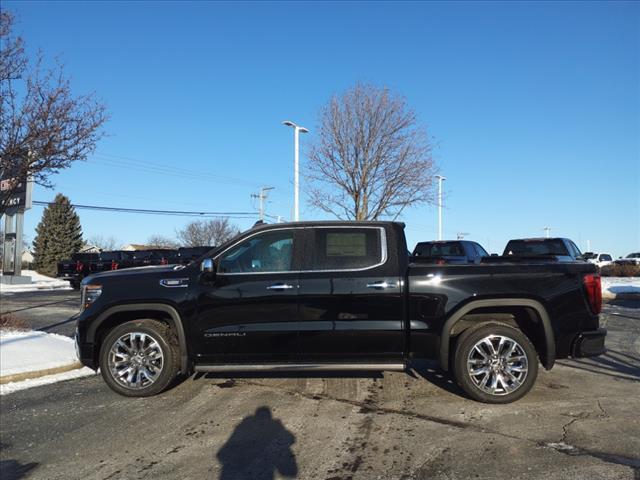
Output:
[{"xmin": 159, "ymin": 278, "xmax": 189, "ymax": 288}]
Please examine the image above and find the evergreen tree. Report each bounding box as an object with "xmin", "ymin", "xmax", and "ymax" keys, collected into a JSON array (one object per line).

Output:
[{"xmin": 32, "ymin": 194, "xmax": 83, "ymax": 276}]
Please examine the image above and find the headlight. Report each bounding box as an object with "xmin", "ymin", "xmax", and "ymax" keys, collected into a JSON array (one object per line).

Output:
[{"xmin": 82, "ymin": 284, "xmax": 102, "ymax": 310}]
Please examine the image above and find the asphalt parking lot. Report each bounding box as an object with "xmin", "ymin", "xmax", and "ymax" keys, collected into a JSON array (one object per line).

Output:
[
  {"xmin": 0, "ymin": 294, "xmax": 638, "ymax": 480},
  {"xmin": 0, "ymin": 289, "xmax": 80, "ymax": 337}
]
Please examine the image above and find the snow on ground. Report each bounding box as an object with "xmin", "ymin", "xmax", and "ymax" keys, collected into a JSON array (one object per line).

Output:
[
  {"xmin": 601, "ymin": 276, "xmax": 640, "ymax": 296},
  {"xmin": 0, "ymin": 329, "xmax": 96, "ymax": 395},
  {"xmin": 0, "ymin": 330, "xmax": 79, "ymax": 376},
  {"xmin": 0, "ymin": 269, "xmax": 72, "ymax": 293}
]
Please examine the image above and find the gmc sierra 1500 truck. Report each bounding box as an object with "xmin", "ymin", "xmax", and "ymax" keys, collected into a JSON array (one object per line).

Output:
[{"xmin": 75, "ymin": 221, "xmax": 606, "ymax": 403}]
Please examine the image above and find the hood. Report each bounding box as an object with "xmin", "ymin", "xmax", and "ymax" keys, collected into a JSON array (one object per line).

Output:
[{"xmin": 83, "ymin": 264, "xmax": 187, "ymax": 282}]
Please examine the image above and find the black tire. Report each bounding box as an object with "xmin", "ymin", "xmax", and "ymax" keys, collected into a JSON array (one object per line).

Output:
[
  {"xmin": 99, "ymin": 319, "xmax": 180, "ymax": 397},
  {"xmin": 70, "ymin": 280, "xmax": 80, "ymax": 290},
  {"xmin": 452, "ymin": 323, "xmax": 538, "ymax": 404}
]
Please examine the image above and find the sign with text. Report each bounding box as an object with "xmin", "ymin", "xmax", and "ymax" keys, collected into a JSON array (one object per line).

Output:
[{"xmin": 0, "ymin": 173, "xmax": 32, "ymax": 210}]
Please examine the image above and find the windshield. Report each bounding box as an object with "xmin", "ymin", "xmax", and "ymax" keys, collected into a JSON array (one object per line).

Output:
[
  {"xmin": 504, "ymin": 240, "xmax": 570, "ymax": 257},
  {"xmin": 413, "ymin": 242, "xmax": 464, "ymax": 257},
  {"xmin": 627, "ymin": 253, "xmax": 640, "ymax": 259}
]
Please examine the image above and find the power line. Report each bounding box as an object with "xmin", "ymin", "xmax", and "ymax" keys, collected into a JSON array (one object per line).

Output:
[
  {"xmin": 32, "ymin": 200, "xmax": 259, "ymax": 218},
  {"xmin": 92, "ymin": 153, "xmax": 269, "ymax": 188}
]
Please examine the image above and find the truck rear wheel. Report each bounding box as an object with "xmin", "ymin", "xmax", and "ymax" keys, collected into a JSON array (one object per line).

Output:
[
  {"xmin": 99, "ymin": 319, "xmax": 179, "ymax": 397},
  {"xmin": 453, "ymin": 323, "xmax": 538, "ymax": 403}
]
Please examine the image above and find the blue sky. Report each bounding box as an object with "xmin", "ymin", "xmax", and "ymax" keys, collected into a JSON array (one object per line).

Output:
[{"xmin": 6, "ymin": 1, "xmax": 639, "ymax": 256}]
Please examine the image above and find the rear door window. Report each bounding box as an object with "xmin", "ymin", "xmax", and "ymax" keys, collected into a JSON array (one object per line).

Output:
[{"xmin": 307, "ymin": 227, "xmax": 384, "ymax": 271}]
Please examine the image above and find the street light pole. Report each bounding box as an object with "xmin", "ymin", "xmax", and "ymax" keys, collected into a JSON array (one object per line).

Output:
[
  {"xmin": 434, "ymin": 175, "xmax": 446, "ymax": 240},
  {"xmin": 282, "ymin": 120, "xmax": 309, "ymax": 221}
]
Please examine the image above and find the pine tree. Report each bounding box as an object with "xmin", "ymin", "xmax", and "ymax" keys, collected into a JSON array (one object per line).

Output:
[{"xmin": 32, "ymin": 194, "xmax": 83, "ymax": 277}]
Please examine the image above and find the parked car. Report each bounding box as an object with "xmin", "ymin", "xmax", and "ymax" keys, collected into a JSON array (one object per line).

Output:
[
  {"xmin": 56, "ymin": 252, "xmax": 99, "ymax": 289},
  {"xmin": 502, "ymin": 237, "xmax": 584, "ymax": 262},
  {"xmin": 89, "ymin": 251, "xmax": 135, "ymax": 274},
  {"xmin": 412, "ymin": 240, "xmax": 488, "ymax": 264},
  {"xmin": 75, "ymin": 221, "xmax": 605, "ymax": 403},
  {"xmin": 584, "ymin": 252, "xmax": 614, "ymax": 267},
  {"xmin": 177, "ymin": 246, "xmax": 215, "ymax": 265},
  {"xmin": 615, "ymin": 253, "xmax": 640, "ymax": 266},
  {"xmin": 131, "ymin": 249, "xmax": 178, "ymax": 267}
]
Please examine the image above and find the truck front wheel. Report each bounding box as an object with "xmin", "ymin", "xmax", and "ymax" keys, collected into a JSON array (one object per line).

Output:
[
  {"xmin": 453, "ymin": 323, "xmax": 538, "ymax": 403},
  {"xmin": 99, "ymin": 319, "xmax": 179, "ymax": 397}
]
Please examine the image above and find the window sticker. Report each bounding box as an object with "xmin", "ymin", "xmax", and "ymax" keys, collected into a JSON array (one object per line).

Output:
[{"xmin": 326, "ymin": 233, "xmax": 367, "ymax": 257}]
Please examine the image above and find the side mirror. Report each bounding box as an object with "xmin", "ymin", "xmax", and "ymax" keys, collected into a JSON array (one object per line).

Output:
[{"xmin": 201, "ymin": 258, "xmax": 215, "ymax": 274}]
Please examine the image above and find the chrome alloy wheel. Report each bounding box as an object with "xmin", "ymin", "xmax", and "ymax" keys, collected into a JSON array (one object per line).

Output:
[
  {"xmin": 466, "ymin": 334, "xmax": 529, "ymax": 396},
  {"xmin": 108, "ymin": 332, "xmax": 164, "ymax": 389}
]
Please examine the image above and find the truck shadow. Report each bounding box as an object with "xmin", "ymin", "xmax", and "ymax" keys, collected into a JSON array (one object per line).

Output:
[
  {"xmin": 191, "ymin": 361, "xmax": 466, "ymax": 398},
  {"xmin": 215, "ymin": 406, "xmax": 297, "ymax": 480},
  {"xmin": 407, "ymin": 360, "xmax": 466, "ymax": 397},
  {"xmin": 559, "ymin": 349, "xmax": 640, "ymax": 382}
]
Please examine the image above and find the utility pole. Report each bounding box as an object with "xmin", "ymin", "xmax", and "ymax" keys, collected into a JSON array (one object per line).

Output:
[
  {"xmin": 251, "ymin": 186, "xmax": 274, "ymax": 221},
  {"xmin": 587, "ymin": 239, "xmax": 591, "ymax": 251},
  {"xmin": 544, "ymin": 226, "xmax": 551, "ymax": 238},
  {"xmin": 282, "ymin": 120, "xmax": 309, "ymax": 221},
  {"xmin": 434, "ymin": 175, "xmax": 446, "ymax": 240}
]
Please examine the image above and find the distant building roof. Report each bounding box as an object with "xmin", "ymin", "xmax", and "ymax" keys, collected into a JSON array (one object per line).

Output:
[
  {"xmin": 121, "ymin": 244, "xmax": 150, "ymax": 251},
  {"xmin": 80, "ymin": 245, "xmax": 101, "ymax": 253}
]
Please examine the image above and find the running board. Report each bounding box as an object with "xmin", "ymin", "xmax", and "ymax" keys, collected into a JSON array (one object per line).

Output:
[{"xmin": 194, "ymin": 362, "xmax": 406, "ymax": 373}]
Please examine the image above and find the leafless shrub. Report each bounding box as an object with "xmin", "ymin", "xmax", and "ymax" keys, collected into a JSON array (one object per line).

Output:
[
  {"xmin": 0, "ymin": 312, "xmax": 31, "ymax": 331},
  {"xmin": 176, "ymin": 218, "xmax": 240, "ymax": 247},
  {"xmin": 600, "ymin": 264, "xmax": 640, "ymax": 277}
]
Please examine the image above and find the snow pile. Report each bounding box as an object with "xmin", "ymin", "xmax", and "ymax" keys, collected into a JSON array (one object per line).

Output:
[
  {"xmin": 0, "ymin": 330, "xmax": 95, "ymax": 394},
  {"xmin": 0, "ymin": 269, "xmax": 72, "ymax": 293},
  {"xmin": 0, "ymin": 330, "xmax": 79, "ymax": 376},
  {"xmin": 601, "ymin": 277, "xmax": 640, "ymax": 298}
]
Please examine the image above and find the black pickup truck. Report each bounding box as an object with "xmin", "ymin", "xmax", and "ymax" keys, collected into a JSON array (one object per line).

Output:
[
  {"xmin": 75, "ymin": 221, "xmax": 605, "ymax": 403},
  {"xmin": 56, "ymin": 253, "xmax": 99, "ymax": 289},
  {"xmin": 412, "ymin": 240, "xmax": 489, "ymax": 264},
  {"xmin": 89, "ymin": 251, "xmax": 135, "ymax": 274}
]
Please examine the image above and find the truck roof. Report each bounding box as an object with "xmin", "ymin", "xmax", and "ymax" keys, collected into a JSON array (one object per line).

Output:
[{"xmin": 249, "ymin": 220, "xmax": 406, "ymax": 230}]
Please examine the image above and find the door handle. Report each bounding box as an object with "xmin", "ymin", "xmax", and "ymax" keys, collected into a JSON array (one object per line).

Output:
[
  {"xmin": 366, "ymin": 281, "xmax": 398, "ymax": 289},
  {"xmin": 266, "ymin": 283, "xmax": 295, "ymax": 291}
]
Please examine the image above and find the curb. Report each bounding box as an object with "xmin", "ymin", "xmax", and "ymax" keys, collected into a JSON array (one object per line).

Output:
[{"xmin": 0, "ymin": 361, "xmax": 84, "ymax": 385}]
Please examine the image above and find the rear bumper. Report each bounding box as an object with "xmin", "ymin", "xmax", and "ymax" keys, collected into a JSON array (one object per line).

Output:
[
  {"xmin": 571, "ymin": 328, "xmax": 607, "ymax": 358},
  {"xmin": 57, "ymin": 273, "xmax": 80, "ymax": 281}
]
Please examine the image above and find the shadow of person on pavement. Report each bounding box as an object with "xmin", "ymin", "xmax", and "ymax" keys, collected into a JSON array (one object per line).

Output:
[{"xmin": 216, "ymin": 406, "xmax": 297, "ymax": 480}]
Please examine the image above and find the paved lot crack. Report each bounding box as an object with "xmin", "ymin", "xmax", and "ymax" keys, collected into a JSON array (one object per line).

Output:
[{"xmin": 239, "ymin": 379, "xmax": 640, "ymax": 475}]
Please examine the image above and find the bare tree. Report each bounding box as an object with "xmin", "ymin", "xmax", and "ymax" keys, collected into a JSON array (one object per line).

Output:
[
  {"xmin": 0, "ymin": 12, "xmax": 108, "ymax": 215},
  {"xmin": 146, "ymin": 235, "xmax": 179, "ymax": 249},
  {"xmin": 87, "ymin": 235, "xmax": 119, "ymax": 251},
  {"xmin": 176, "ymin": 218, "xmax": 240, "ymax": 247},
  {"xmin": 306, "ymin": 83, "xmax": 436, "ymax": 221}
]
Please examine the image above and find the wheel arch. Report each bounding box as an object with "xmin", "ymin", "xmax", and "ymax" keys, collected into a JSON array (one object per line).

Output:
[
  {"xmin": 89, "ymin": 303, "xmax": 189, "ymax": 374},
  {"xmin": 440, "ymin": 298, "xmax": 555, "ymax": 371}
]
